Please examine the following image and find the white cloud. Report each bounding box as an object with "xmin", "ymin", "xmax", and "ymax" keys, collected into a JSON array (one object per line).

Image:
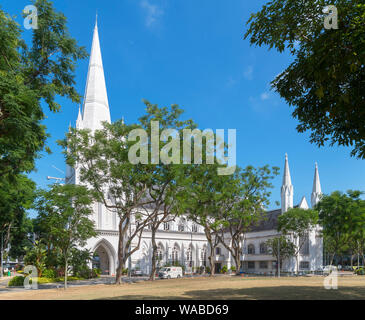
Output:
[
  {"xmin": 243, "ymin": 65, "xmax": 254, "ymax": 80},
  {"xmin": 140, "ymin": 0, "xmax": 164, "ymax": 28}
]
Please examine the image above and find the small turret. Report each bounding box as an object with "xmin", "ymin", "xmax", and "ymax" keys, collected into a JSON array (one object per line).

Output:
[
  {"xmin": 281, "ymin": 153, "xmax": 294, "ymax": 213},
  {"xmin": 311, "ymin": 162, "xmax": 322, "ymax": 208}
]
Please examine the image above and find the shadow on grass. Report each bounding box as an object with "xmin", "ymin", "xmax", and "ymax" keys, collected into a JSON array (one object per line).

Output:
[{"xmin": 98, "ymin": 285, "xmax": 365, "ymax": 300}]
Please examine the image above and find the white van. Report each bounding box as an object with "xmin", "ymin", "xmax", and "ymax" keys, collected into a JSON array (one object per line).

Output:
[{"xmin": 158, "ymin": 267, "xmax": 183, "ymax": 279}]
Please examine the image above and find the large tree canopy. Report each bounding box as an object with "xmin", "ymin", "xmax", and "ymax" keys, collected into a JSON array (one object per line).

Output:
[
  {"xmin": 0, "ymin": 174, "xmax": 35, "ymax": 260},
  {"xmin": 316, "ymin": 190, "xmax": 365, "ymax": 265},
  {"xmin": 245, "ymin": 0, "xmax": 365, "ymax": 158},
  {"xmin": 0, "ymin": 0, "xmax": 87, "ymax": 179}
]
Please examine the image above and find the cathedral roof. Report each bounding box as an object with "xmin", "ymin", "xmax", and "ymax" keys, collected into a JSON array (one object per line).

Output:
[{"xmin": 248, "ymin": 208, "xmax": 282, "ymax": 232}]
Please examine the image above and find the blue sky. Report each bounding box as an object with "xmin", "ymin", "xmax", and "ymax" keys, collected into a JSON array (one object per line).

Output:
[{"xmin": 2, "ymin": 0, "xmax": 364, "ymax": 211}]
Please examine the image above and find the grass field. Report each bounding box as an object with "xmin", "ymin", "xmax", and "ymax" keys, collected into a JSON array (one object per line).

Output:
[{"xmin": 1, "ymin": 276, "xmax": 365, "ymax": 300}]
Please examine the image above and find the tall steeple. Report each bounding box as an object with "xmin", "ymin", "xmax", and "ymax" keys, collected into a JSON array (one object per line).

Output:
[
  {"xmin": 281, "ymin": 153, "xmax": 294, "ymax": 213},
  {"xmin": 311, "ymin": 162, "xmax": 322, "ymax": 208},
  {"xmin": 82, "ymin": 15, "xmax": 111, "ymax": 131},
  {"xmin": 76, "ymin": 105, "xmax": 83, "ymax": 129}
]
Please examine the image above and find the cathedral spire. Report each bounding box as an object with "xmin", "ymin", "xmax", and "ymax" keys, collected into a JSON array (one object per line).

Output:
[
  {"xmin": 311, "ymin": 162, "xmax": 322, "ymax": 208},
  {"xmin": 82, "ymin": 16, "xmax": 111, "ymax": 131},
  {"xmin": 281, "ymin": 153, "xmax": 294, "ymax": 213},
  {"xmin": 282, "ymin": 153, "xmax": 292, "ymax": 186},
  {"xmin": 76, "ymin": 105, "xmax": 83, "ymax": 129}
]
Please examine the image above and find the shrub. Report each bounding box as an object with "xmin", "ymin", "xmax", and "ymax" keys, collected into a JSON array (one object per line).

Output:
[
  {"xmin": 122, "ymin": 268, "xmax": 128, "ymax": 275},
  {"xmin": 8, "ymin": 276, "xmax": 25, "ymax": 287},
  {"xmin": 221, "ymin": 265, "xmax": 228, "ymax": 274},
  {"xmin": 92, "ymin": 268, "xmax": 101, "ymax": 278},
  {"xmin": 205, "ymin": 266, "xmax": 211, "ymax": 274},
  {"xmin": 75, "ymin": 267, "xmax": 92, "ymax": 279},
  {"xmin": 42, "ymin": 269, "xmax": 57, "ymax": 279},
  {"xmin": 230, "ymin": 266, "xmax": 236, "ymax": 272},
  {"xmin": 70, "ymin": 248, "xmax": 93, "ymax": 278},
  {"xmin": 355, "ymin": 267, "xmax": 365, "ymax": 275}
]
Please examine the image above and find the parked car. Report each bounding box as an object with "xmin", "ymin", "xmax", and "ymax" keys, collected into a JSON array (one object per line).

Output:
[
  {"xmin": 132, "ymin": 269, "xmax": 143, "ymax": 276},
  {"xmin": 158, "ymin": 267, "xmax": 183, "ymax": 279},
  {"xmin": 343, "ymin": 266, "xmax": 353, "ymax": 271},
  {"xmin": 322, "ymin": 265, "xmax": 337, "ymax": 274}
]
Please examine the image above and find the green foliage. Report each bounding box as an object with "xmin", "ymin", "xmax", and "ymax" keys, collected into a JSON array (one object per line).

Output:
[
  {"xmin": 42, "ymin": 268, "xmax": 57, "ymax": 279},
  {"xmin": 8, "ymin": 276, "xmax": 25, "ymax": 287},
  {"xmin": 93, "ymin": 268, "xmax": 102, "ymax": 277},
  {"xmin": 69, "ymin": 248, "xmax": 93, "ymax": 278},
  {"xmin": 266, "ymin": 236, "xmax": 296, "ymax": 268},
  {"xmin": 230, "ymin": 266, "xmax": 236, "ymax": 272},
  {"xmin": 355, "ymin": 267, "xmax": 365, "ymax": 276},
  {"xmin": 34, "ymin": 184, "xmax": 96, "ymax": 288},
  {"xmin": 221, "ymin": 265, "xmax": 228, "ymax": 274},
  {"xmin": 278, "ymin": 208, "xmax": 318, "ymax": 237},
  {"xmin": 23, "ymin": 240, "xmax": 47, "ymax": 277},
  {"xmin": 122, "ymin": 268, "xmax": 128, "ymax": 275},
  {"xmin": 278, "ymin": 207, "xmax": 318, "ymax": 272},
  {"xmin": 317, "ymin": 190, "xmax": 365, "ymax": 264},
  {"xmin": 0, "ymin": 174, "xmax": 36, "ymax": 261},
  {"xmin": 59, "ymin": 100, "xmax": 198, "ymax": 283},
  {"xmin": 244, "ymin": 1, "xmax": 365, "ymax": 159},
  {"xmin": 0, "ymin": 0, "xmax": 87, "ymax": 179},
  {"xmin": 215, "ymin": 165, "xmax": 279, "ymax": 271},
  {"xmin": 205, "ymin": 266, "xmax": 211, "ymax": 274}
]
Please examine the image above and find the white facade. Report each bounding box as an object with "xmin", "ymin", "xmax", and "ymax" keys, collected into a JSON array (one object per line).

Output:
[{"xmin": 66, "ymin": 19, "xmax": 323, "ymax": 276}]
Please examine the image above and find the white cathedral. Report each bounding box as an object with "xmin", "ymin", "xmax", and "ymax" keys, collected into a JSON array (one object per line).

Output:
[{"xmin": 66, "ymin": 20, "xmax": 323, "ymax": 276}]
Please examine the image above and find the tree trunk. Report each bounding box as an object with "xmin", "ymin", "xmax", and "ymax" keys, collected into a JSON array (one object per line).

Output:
[
  {"xmin": 330, "ymin": 253, "xmax": 335, "ymax": 266},
  {"xmin": 296, "ymin": 255, "xmax": 299, "ymax": 275},
  {"xmin": 208, "ymin": 245, "xmax": 215, "ymax": 276},
  {"xmin": 358, "ymin": 253, "xmax": 360, "ymax": 268},
  {"xmin": 115, "ymin": 220, "xmax": 125, "ymax": 284},
  {"xmin": 205, "ymin": 229, "xmax": 215, "ymax": 276},
  {"xmin": 64, "ymin": 258, "xmax": 68, "ymax": 290},
  {"xmin": 234, "ymin": 254, "xmax": 240, "ymax": 275},
  {"xmin": 149, "ymin": 228, "xmax": 157, "ymax": 281}
]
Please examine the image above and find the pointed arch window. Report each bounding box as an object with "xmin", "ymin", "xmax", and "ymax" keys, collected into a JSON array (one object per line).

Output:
[
  {"xmin": 172, "ymin": 245, "xmax": 179, "ymax": 263},
  {"xmin": 247, "ymin": 244, "xmax": 255, "ymax": 255},
  {"xmin": 259, "ymin": 243, "xmax": 267, "ymax": 254},
  {"xmin": 156, "ymin": 244, "xmax": 163, "ymax": 261}
]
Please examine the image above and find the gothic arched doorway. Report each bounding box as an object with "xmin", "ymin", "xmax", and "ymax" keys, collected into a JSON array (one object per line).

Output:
[{"xmin": 92, "ymin": 239, "xmax": 116, "ymax": 276}]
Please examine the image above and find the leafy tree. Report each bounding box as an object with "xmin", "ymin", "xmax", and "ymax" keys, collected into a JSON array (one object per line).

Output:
[
  {"xmin": 216, "ymin": 165, "xmax": 279, "ymax": 273},
  {"xmin": 0, "ymin": 174, "xmax": 35, "ymax": 273},
  {"xmin": 61, "ymin": 118, "xmax": 154, "ymax": 284},
  {"xmin": 266, "ymin": 236, "xmax": 296, "ymax": 274},
  {"xmin": 23, "ymin": 240, "xmax": 47, "ymax": 277},
  {"xmin": 137, "ymin": 101, "xmax": 195, "ymax": 280},
  {"xmin": 278, "ymin": 208, "xmax": 318, "ymax": 272},
  {"xmin": 0, "ymin": 0, "xmax": 87, "ymax": 180},
  {"xmin": 60, "ymin": 100, "xmax": 196, "ymax": 284},
  {"xmin": 8, "ymin": 215, "xmax": 34, "ymax": 260},
  {"xmin": 180, "ymin": 163, "xmax": 230, "ymax": 276},
  {"xmin": 244, "ymin": 1, "xmax": 365, "ymax": 158},
  {"xmin": 317, "ymin": 190, "xmax": 365, "ymax": 265},
  {"xmin": 69, "ymin": 248, "xmax": 93, "ymax": 278},
  {"xmin": 34, "ymin": 184, "xmax": 96, "ymax": 289}
]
